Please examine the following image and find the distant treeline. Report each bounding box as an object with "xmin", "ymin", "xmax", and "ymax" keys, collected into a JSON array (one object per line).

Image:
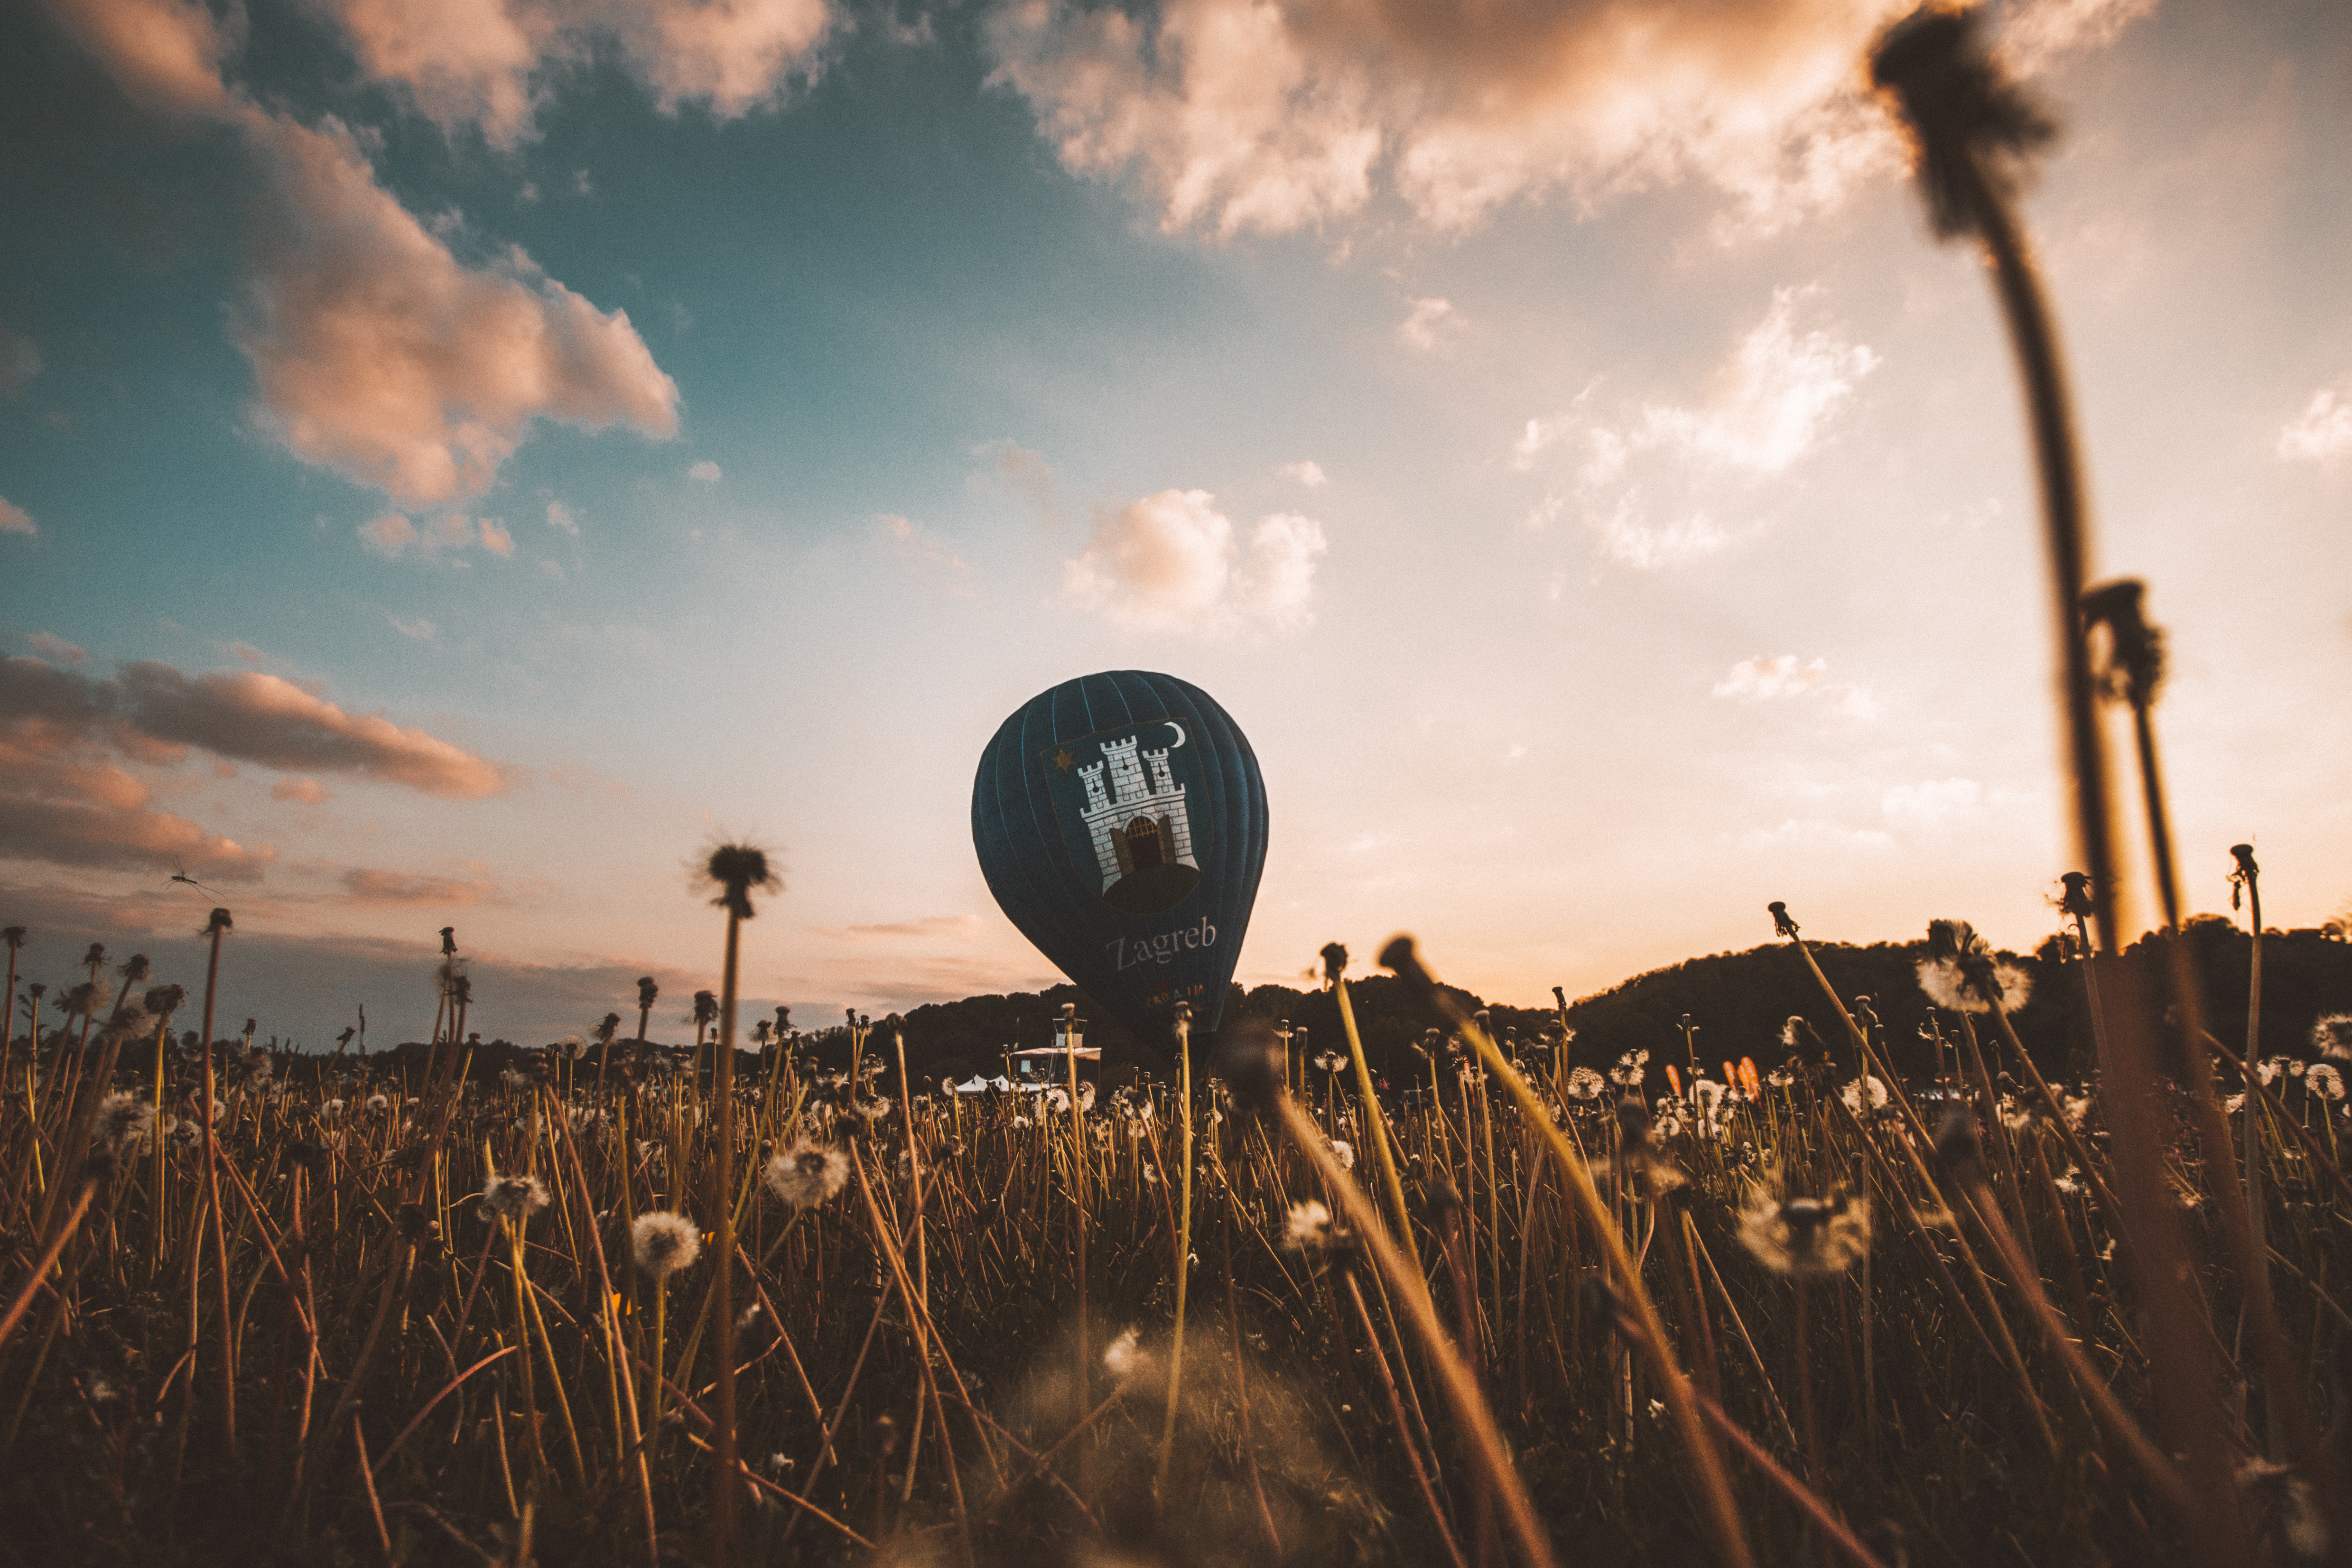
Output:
[
  {"xmin": 272, "ymin": 918, "xmax": 2352, "ymax": 1097},
  {"xmin": 798, "ymin": 919, "xmax": 2352, "ymax": 1093}
]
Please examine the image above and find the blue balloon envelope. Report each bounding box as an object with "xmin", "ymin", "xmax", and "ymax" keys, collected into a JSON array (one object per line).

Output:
[{"xmin": 972, "ymin": 671, "xmax": 1268, "ymax": 1051}]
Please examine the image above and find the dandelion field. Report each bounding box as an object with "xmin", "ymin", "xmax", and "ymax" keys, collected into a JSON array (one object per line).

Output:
[{"xmin": 4, "ymin": 905, "xmax": 2352, "ymax": 1568}]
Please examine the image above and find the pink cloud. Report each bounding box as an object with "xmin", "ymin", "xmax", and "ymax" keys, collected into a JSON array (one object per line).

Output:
[
  {"xmin": 271, "ymin": 775, "xmax": 335, "ymax": 804},
  {"xmin": 339, "ymin": 867, "xmax": 505, "ymax": 906},
  {"xmin": 0, "ymin": 655, "xmax": 511, "ymax": 798},
  {"xmin": 359, "ymin": 514, "xmax": 418, "ymax": 556},
  {"xmin": 44, "ymin": 0, "xmax": 683, "ymax": 507},
  {"xmin": 0, "ymin": 498, "xmax": 33, "ymax": 536},
  {"xmin": 359, "ymin": 511, "xmax": 523, "ymax": 561},
  {"xmin": 27, "ymin": 632, "xmax": 85, "ymax": 664},
  {"xmin": 42, "ymin": 0, "xmax": 232, "ymax": 115},
  {"xmin": 322, "ymin": 0, "xmax": 548, "ymax": 146},
  {"xmin": 610, "ymin": 0, "xmax": 833, "ymax": 118},
  {"xmin": 0, "ymin": 735, "xmax": 271, "ymax": 880},
  {"xmin": 306, "ymin": 0, "xmax": 834, "ymax": 146},
  {"xmin": 985, "ymin": 0, "xmax": 1930, "ymax": 237},
  {"xmin": 234, "ymin": 112, "xmax": 679, "ymax": 506}
]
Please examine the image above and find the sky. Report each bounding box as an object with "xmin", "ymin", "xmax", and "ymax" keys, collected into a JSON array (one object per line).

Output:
[{"xmin": 2, "ymin": 0, "xmax": 2348, "ymax": 1048}]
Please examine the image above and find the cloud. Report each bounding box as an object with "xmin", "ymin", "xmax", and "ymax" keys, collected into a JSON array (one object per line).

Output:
[
  {"xmin": 0, "ymin": 879, "xmax": 745, "ymax": 1043},
  {"xmin": 877, "ymin": 513, "xmax": 975, "ymax": 594},
  {"xmin": 0, "ymin": 788, "xmax": 272, "ymax": 880},
  {"xmin": 0, "ymin": 498, "xmax": 34, "ymax": 537},
  {"xmin": 1399, "ymin": 297, "xmax": 1457, "ymax": 351},
  {"xmin": 0, "ymin": 324, "xmax": 40, "ymax": 398},
  {"xmin": 1063, "ymin": 488, "xmax": 1327, "ymax": 635},
  {"xmin": 313, "ymin": 0, "xmax": 547, "ymax": 146},
  {"xmin": 688, "ymin": 458, "xmax": 723, "ymax": 484},
  {"xmin": 0, "ymin": 655, "xmax": 510, "ymax": 797},
  {"xmin": 805, "ymin": 914, "xmax": 983, "ymax": 942},
  {"xmin": 985, "ymin": 0, "xmax": 1923, "ymax": 238},
  {"xmin": 1277, "ymin": 459, "xmax": 1326, "ymax": 488},
  {"xmin": 230, "ymin": 641, "xmax": 268, "ymax": 665},
  {"xmin": 339, "ymin": 867, "xmax": 504, "ymax": 906},
  {"xmin": 359, "ymin": 514, "xmax": 418, "ymax": 556},
  {"xmin": 42, "ymin": 0, "xmax": 233, "ymax": 115},
  {"xmin": 1713, "ymin": 652, "xmax": 1877, "ymax": 716},
  {"xmin": 2279, "ymin": 384, "xmax": 2352, "ymax": 463},
  {"xmin": 985, "ymin": 439, "xmax": 1060, "ymax": 522},
  {"xmin": 27, "ymin": 632, "xmax": 85, "ymax": 664},
  {"xmin": 44, "ymin": 2, "xmax": 682, "ymax": 508},
  {"xmin": 1645, "ymin": 286, "xmax": 1879, "ymax": 473},
  {"xmin": 359, "ymin": 511, "xmax": 522, "ymax": 561},
  {"xmin": 234, "ymin": 113, "xmax": 680, "ymax": 506},
  {"xmin": 603, "ymin": 0, "xmax": 835, "ymax": 118},
  {"xmin": 546, "ymin": 499, "xmax": 578, "ymax": 533},
  {"xmin": 302, "ymin": 0, "xmax": 834, "ymax": 147},
  {"xmin": 1598, "ymin": 508, "xmax": 1729, "ymax": 572},
  {"xmin": 389, "ymin": 615, "xmax": 437, "ymax": 640},
  {"xmin": 272, "ymin": 775, "xmax": 335, "ymax": 804},
  {"xmin": 1714, "ymin": 653, "xmax": 1825, "ymax": 700},
  {"xmin": 0, "ymin": 732, "xmax": 271, "ymax": 880},
  {"xmin": 1999, "ymin": 0, "xmax": 2160, "ymax": 74},
  {"xmin": 1518, "ymin": 287, "xmax": 1875, "ymax": 570}
]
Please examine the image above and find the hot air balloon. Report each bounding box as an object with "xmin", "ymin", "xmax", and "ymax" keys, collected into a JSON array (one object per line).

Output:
[{"xmin": 972, "ymin": 671, "xmax": 1268, "ymax": 1056}]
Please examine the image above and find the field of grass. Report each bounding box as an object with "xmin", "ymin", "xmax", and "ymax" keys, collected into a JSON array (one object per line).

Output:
[{"xmin": 3, "ymin": 915, "xmax": 2348, "ymax": 1567}]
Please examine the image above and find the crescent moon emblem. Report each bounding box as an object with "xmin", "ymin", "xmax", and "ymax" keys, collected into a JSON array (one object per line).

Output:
[{"xmin": 1165, "ymin": 720, "xmax": 1187, "ymax": 749}]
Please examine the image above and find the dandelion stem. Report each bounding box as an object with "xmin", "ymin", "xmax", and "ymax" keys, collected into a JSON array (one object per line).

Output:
[
  {"xmin": 0, "ymin": 1176, "xmax": 94, "ymax": 1351},
  {"xmin": 1386, "ymin": 940, "xmax": 1752, "ymax": 1568},
  {"xmin": 1155, "ymin": 1005, "xmax": 1194, "ymax": 1503},
  {"xmin": 1344, "ymin": 1266, "xmax": 1467, "ymax": 1568},
  {"xmin": 1273, "ymin": 1092, "xmax": 1564, "ymax": 1568}
]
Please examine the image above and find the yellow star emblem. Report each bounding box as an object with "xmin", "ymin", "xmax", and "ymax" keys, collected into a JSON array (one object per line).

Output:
[{"xmin": 1052, "ymin": 747, "xmax": 1076, "ymax": 771}]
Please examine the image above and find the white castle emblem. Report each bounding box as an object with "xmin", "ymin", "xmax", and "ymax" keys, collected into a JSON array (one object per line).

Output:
[{"xmin": 1076, "ymin": 734, "xmax": 1199, "ymax": 894}]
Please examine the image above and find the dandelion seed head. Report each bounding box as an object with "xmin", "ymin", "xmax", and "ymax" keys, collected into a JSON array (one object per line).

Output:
[
  {"xmin": 1566, "ymin": 1066, "xmax": 1605, "ymax": 1100},
  {"xmin": 632, "ymin": 1210, "xmax": 701, "ymax": 1277},
  {"xmin": 2308, "ymin": 1063, "xmax": 2345, "ymax": 1102},
  {"xmin": 1840, "ymin": 1076, "xmax": 1890, "ymax": 1114},
  {"xmin": 1739, "ymin": 1191, "xmax": 1872, "ymax": 1277},
  {"xmin": 93, "ymin": 1091, "xmax": 155, "ymax": 1151},
  {"xmin": 1283, "ymin": 1199, "xmax": 1334, "ymax": 1252},
  {"xmin": 2312, "ymin": 1015, "xmax": 2352, "ymax": 1061},
  {"xmin": 481, "ymin": 1173, "xmax": 549, "ymax": 1221},
  {"xmin": 1329, "ymin": 1139, "xmax": 1355, "ymax": 1171},
  {"xmin": 764, "ymin": 1142, "xmax": 850, "ymax": 1207},
  {"xmin": 703, "ymin": 841, "xmax": 780, "ymax": 920},
  {"xmin": 1103, "ymin": 1326, "xmax": 1154, "ymax": 1386}
]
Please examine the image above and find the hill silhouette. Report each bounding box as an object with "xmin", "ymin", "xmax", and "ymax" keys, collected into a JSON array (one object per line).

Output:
[
  {"xmin": 865, "ymin": 919, "xmax": 2352, "ymax": 1095},
  {"xmin": 346, "ymin": 920, "xmax": 2351, "ymax": 1099}
]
